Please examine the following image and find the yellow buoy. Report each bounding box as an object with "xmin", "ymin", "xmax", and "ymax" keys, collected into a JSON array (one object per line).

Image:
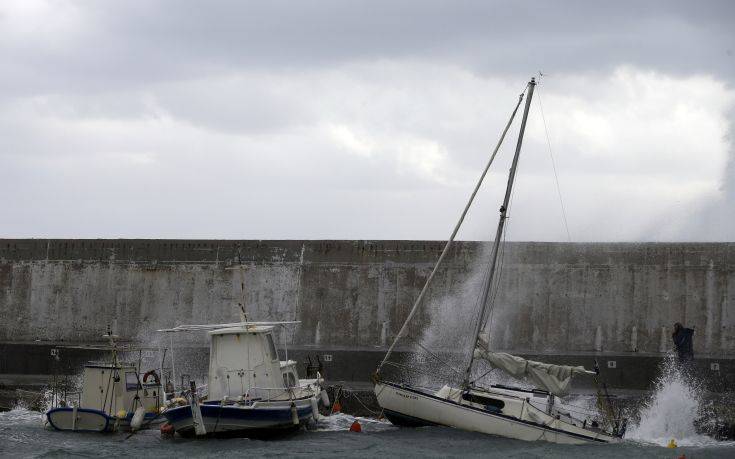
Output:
[
  {"xmin": 667, "ymin": 438, "xmax": 677, "ymax": 448},
  {"xmin": 116, "ymin": 410, "xmax": 127, "ymax": 419}
]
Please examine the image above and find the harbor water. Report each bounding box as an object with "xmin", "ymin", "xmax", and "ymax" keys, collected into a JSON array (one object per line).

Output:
[{"xmin": 2, "ymin": 408, "xmax": 734, "ymax": 458}]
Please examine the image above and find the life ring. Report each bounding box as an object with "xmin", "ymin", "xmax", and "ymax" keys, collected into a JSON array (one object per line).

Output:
[{"xmin": 142, "ymin": 370, "xmax": 161, "ymax": 385}]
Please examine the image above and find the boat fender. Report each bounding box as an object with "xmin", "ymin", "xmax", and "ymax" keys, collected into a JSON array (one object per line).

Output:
[
  {"xmin": 116, "ymin": 409, "xmax": 127, "ymax": 419},
  {"xmin": 310, "ymin": 397, "xmax": 320, "ymax": 421},
  {"xmin": 131, "ymin": 406, "xmax": 146, "ymax": 431},
  {"xmin": 143, "ymin": 370, "xmax": 161, "ymax": 386},
  {"xmin": 291, "ymin": 403, "xmax": 299, "ymax": 425},
  {"xmin": 349, "ymin": 420, "xmax": 362, "ymax": 432},
  {"xmin": 320, "ymin": 389, "xmax": 330, "ymax": 408}
]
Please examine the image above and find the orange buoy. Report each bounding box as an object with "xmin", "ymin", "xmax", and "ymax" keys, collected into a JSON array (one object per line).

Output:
[
  {"xmin": 349, "ymin": 420, "xmax": 362, "ymax": 432},
  {"xmin": 332, "ymin": 400, "xmax": 342, "ymax": 413},
  {"xmin": 160, "ymin": 422, "xmax": 175, "ymax": 436}
]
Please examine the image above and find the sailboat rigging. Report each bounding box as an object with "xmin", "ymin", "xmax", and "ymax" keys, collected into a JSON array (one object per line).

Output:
[{"xmin": 373, "ymin": 77, "xmax": 627, "ymax": 444}]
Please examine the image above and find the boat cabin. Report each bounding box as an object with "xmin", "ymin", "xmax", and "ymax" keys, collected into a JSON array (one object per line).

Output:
[
  {"xmin": 80, "ymin": 364, "xmax": 161, "ymax": 415},
  {"xmin": 207, "ymin": 326, "xmax": 301, "ymax": 402}
]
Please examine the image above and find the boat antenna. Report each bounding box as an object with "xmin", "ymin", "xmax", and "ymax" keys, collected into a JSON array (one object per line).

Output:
[
  {"xmin": 462, "ymin": 77, "xmax": 536, "ymax": 387},
  {"xmin": 375, "ymin": 86, "xmax": 527, "ymax": 376},
  {"xmin": 238, "ymin": 267, "xmax": 248, "ymax": 323}
]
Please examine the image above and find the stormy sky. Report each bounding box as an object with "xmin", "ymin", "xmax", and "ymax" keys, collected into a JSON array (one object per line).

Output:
[{"xmin": 1, "ymin": 1, "xmax": 733, "ymax": 241}]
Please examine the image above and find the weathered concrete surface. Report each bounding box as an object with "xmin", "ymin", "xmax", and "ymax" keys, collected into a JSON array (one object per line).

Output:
[{"xmin": 1, "ymin": 239, "xmax": 734, "ymax": 357}]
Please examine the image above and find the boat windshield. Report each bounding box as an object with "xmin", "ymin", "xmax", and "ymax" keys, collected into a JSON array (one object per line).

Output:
[{"xmin": 265, "ymin": 333, "xmax": 278, "ymax": 360}]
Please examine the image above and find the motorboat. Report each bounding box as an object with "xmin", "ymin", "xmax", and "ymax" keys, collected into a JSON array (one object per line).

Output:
[
  {"xmin": 44, "ymin": 331, "xmax": 165, "ymax": 433},
  {"xmin": 158, "ymin": 301, "xmax": 328, "ymax": 437}
]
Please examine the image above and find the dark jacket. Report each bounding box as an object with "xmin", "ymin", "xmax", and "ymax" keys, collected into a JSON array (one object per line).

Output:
[{"xmin": 672, "ymin": 326, "xmax": 694, "ymax": 360}]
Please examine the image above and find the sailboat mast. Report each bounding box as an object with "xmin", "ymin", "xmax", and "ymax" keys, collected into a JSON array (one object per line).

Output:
[{"xmin": 463, "ymin": 77, "xmax": 536, "ymax": 386}]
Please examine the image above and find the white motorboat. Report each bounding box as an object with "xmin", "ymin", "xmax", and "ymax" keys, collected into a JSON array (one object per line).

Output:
[
  {"xmin": 373, "ymin": 77, "xmax": 626, "ymax": 444},
  {"xmin": 158, "ymin": 299, "xmax": 327, "ymax": 437},
  {"xmin": 44, "ymin": 331, "xmax": 165, "ymax": 433}
]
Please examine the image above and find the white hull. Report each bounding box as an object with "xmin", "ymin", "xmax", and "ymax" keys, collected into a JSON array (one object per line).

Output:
[{"xmin": 375, "ymin": 382, "xmax": 620, "ymax": 445}]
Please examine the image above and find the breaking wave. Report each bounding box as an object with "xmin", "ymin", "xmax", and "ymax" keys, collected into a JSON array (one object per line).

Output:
[{"xmin": 625, "ymin": 355, "xmax": 726, "ymax": 447}]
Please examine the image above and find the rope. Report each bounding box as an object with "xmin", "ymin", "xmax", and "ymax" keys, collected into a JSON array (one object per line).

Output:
[
  {"xmin": 348, "ymin": 391, "xmax": 384, "ymax": 416},
  {"xmin": 535, "ymin": 83, "xmax": 572, "ymax": 242}
]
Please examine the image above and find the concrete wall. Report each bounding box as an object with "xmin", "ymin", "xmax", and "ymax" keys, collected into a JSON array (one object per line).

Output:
[{"xmin": 1, "ymin": 239, "xmax": 734, "ymax": 356}]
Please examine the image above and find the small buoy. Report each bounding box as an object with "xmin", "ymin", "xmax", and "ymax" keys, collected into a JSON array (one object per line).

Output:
[
  {"xmin": 160, "ymin": 422, "xmax": 175, "ymax": 436},
  {"xmin": 320, "ymin": 389, "xmax": 331, "ymax": 407},
  {"xmin": 332, "ymin": 400, "xmax": 342, "ymax": 413},
  {"xmin": 349, "ymin": 420, "xmax": 362, "ymax": 432},
  {"xmin": 310, "ymin": 397, "xmax": 319, "ymax": 421},
  {"xmin": 116, "ymin": 409, "xmax": 127, "ymax": 419},
  {"xmin": 667, "ymin": 438, "xmax": 677, "ymax": 448},
  {"xmin": 291, "ymin": 403, "xmax": 299, "ymax": 425}
]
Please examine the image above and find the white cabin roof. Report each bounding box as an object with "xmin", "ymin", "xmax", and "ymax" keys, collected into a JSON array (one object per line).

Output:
[{"xmin": 208, "ymin": 325, "xmax": 274, "ymax": 336}]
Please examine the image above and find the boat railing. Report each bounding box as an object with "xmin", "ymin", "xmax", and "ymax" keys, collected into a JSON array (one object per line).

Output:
[
  {"xmin": 527, "ymin": 398, "xmax": 626, "ymax": 435},
  {"xmin": 51, "ymin": 390, "xmax": 82, "ymax": 409},
  {"xmin": 247, "ymin": 384, "xmax": 317, "ymax": 402}
]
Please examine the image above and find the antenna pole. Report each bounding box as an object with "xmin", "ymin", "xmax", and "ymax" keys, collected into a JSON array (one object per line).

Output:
[{"xmin": 463, "ymin": 77, "xmax": 536, "ymax": 386}]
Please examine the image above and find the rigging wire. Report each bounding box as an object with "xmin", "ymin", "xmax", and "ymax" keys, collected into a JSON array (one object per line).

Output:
[
  {"xmin": 377, "ymin": 86, "xmax": 528, "ymax": 373},
  {"xmin": 535, "ymin": 83, "xmax": 572, "ymax": 242},
  {"xmin": 403, "ymin": 335, "xmax": 465, "ymax": 378}
]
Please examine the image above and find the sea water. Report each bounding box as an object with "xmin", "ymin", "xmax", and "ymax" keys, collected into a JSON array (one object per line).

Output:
[
  {"xmin": 2, "ymin": 408, "xmax": 733, "ymax": 458},
  {"xmin": 2, "ymin": 355, "xmax": 733, "ymax": 458}
]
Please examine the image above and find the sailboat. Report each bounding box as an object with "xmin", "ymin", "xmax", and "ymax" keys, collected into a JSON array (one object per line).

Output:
[{"xmin": 373, "ymin": 77, "xmax": 627, "ymax": 444}]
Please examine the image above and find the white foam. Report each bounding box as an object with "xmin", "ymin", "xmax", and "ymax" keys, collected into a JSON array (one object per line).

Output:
[
  {"xmin": 625, "ymin": 355, "xmax": 720, "ymax": 447},
  {"xmin": 314, "ymin": 412, "xmax": 393, "ymax": 433}
]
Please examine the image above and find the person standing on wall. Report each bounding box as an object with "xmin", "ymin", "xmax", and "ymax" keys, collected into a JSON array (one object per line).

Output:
[{"xmin": 672, "ymin": 322, "xmax": 694, "ymax": 361}]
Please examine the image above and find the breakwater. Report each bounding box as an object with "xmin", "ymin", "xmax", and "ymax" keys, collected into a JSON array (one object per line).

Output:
[
  {"xmin": 1, "ymin": 239, "xmax": 734, "ymax": 390},
  {"xmin": 2, "ymin": 239, "xmax": 734, "ymax": 353}
]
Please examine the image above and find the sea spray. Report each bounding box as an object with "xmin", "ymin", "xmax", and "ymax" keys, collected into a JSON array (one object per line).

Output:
[
  {"xmin": 398, "ymin": 241, "xmax": 494, "ymax": 388},
  {"xmin": 626, "ymin": 354, "xmax": 715, "ymax": 446}
]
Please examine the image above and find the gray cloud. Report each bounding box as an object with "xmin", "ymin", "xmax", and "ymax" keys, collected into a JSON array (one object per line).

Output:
[{"xmin": 0, "ymin": 1, "xmax": 733, "ymax": 240}]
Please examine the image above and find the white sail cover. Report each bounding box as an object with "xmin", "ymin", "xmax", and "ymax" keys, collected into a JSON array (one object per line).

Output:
[{"xmin": 474, "ymin": 337, "xmax": 595, "ymax": 396}]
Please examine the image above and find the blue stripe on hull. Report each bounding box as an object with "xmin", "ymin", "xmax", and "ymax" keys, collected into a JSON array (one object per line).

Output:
[{"xmin": 164, "ymin": 403, "xmax": 314, "ymax": 437}]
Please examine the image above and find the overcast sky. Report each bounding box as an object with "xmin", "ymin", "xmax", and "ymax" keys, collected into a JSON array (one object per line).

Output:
[{"xmin": 1, "ymin": 1, "xmax": 733, "ymax": 241}]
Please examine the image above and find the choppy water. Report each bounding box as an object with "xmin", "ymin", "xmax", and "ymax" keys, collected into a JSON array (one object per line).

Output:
[
  {"xmin": 3, "ymin": 354, "xmax": 733, "ymax": 458},
  {"xmin": 1, "ymin": 408, "xmax": 733, "ymax": 458}
]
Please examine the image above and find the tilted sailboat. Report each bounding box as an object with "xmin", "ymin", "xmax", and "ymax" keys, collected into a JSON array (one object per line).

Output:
[{"xmin": 373, "ymin": 78, "xmax": 627, "ymax": 444}]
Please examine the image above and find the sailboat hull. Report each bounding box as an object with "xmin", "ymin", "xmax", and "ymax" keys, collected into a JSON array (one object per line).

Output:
[{"xmin": 375, "ymin": 382, "xmax": 619, "ymax": 445}]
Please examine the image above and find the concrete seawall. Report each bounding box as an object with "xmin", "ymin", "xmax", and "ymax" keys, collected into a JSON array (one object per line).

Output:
[{"xmin": 1, "ymin": 239, "xmax": 734, "ymax": 355}]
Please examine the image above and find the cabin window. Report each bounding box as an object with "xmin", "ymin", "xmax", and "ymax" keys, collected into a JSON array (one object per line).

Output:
[
  {"xmin": 125, "ymin": 372, "xmax": 141, "ymax": 391},
  {"xmin": 282, "ymin": 372, "xmax": 297, "ymax": 387},
  {"xmin": 461, "ymin": 393, "xmax": 505, "ymax": 410},
  {"xmin": 265, "ymin": 334, "xmax": 278, "ymax": 360}
]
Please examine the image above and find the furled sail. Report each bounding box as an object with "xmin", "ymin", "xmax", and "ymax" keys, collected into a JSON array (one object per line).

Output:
[{"xmin": 474, "ymin": 335, "xmax": 595, "ymax": 397}]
